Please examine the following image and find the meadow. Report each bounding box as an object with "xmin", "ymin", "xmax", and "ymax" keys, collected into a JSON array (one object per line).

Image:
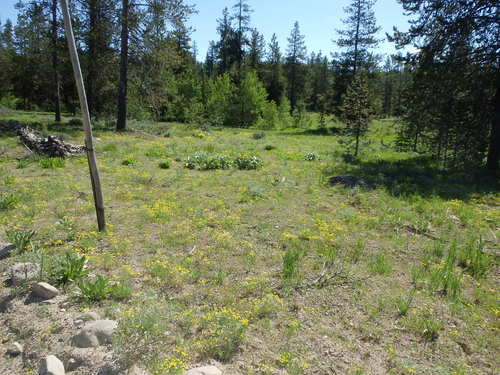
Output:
[{"xmin": 0, "ymin": 111, "xmax": 498, "ymax": 375}]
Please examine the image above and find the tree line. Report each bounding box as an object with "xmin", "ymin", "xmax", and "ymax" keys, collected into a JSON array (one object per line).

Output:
[{"xmin": 0, "ymin": 0, "xmax": 498, "ymax": 170}]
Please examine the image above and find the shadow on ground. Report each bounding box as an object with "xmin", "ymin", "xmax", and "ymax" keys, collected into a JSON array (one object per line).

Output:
[{"xmin": 340, "ymin": 155, "xmax": 499, "ymax": 200}]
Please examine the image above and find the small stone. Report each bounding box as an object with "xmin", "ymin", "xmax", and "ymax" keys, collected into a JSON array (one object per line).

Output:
[
  {"xmin": 185, "ymin": 366, "xmax": 222, "ymax": 375},
  {"xmin": 72, "ymin": 320, "xmax": 118, "ymax": 348},
  {"xmin": 39, "ymin": 355, "xmax": 65, "ymax": 375},
  {"xmin": 33, "ymin": 282, "xmax": 59, "ymax": 299},
  {"xmin": 66, "ymin": 358, "xmax": 80, "ymax": 371},
  {"xmin": 0, "ymin": 243, "xmax": 15, "ymax": 259},
  {"xmin": 6, "ymin": 342, "xmax": 23, "ymax": 356},
  {"xmin": 9, "ymin": 262, "xmax": 41, "ymax": 285},
  {"xmin": 127, "ymin": 365, "xmax": 151, "ymax": 375}
]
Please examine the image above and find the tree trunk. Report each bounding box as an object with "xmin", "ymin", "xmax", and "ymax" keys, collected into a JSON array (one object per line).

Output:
[
  {"xmin": 51, "ymin": 0, "xmax": 62, "ymax": 122},
  {"xmin": 116, "ymin": 0, "xmax": 129, "ymax": 131},
  {"xmin": 486, "ymin": 75, "xmax": 500, "ymax": 171}
]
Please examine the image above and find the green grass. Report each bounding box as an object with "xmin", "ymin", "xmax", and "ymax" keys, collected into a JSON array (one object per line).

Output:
[{"xmin": 0, "ymin": 112, "xmax": 498, "ymax": 374}]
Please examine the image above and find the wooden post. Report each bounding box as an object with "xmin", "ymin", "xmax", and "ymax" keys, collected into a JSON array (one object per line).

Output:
[{"xmin": 60, "ymin": 0, "xmax": 106, "ymax": 231}]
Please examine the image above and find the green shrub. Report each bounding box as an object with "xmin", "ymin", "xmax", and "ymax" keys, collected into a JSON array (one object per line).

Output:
[
  {"xmin": 0, "ymin": 193, "xmax": 21, "ymax": 210},
  {"xmin": 233, "ymin": 155, "xmax": 263, "ymax": 170},
  {"xmin": 304, "ymin": 152, "xmax": 319, "ymax": 161},
  {"xmin": 158, "ymin": 161, "xmax": 171, "ymax": 169},
  {"xmin": 199, "ymin": 308, "xmax": 248, "ymax": 361},
  {"xmin": 264, "ymin": 145, "xmax": 276, "ymax": 151},
  {"xmin": 185, "ymin": 153, "xmax": 232, "ymax": 170},
  {"xmin": 67, "ymin": 118, "xmax": 83, "ymax": 126},
  {"xmin": 395, "ymin": 292, "xmax": 414, "ymax": 316},
  {"xmin": 49, "ymin": 251, "xmax": 88, "ymax": 285},
  {"xmin": 77, "ymin": 275, "xmax": 110, "ymax": 302},
  {"xmin": 108, "ymin": 281, "xmax": 134, "ymax": 300},
  {"xmin": 252, "ymin": 132, "xmax": 265, "ymax": 140},
  {"xmin": 39, "ymin": 157, "xmax": 65, "ymax": 169},
  {"xmin": 17, "ymin": 159, "xmax": 29, "ymax": 169},
  {"xmin": 6, "ymin": 229, "xmax": 36, "ymax": 252},
  {"xmin": 121, "ymin": 157, "xmax": 137, "ymax": 166}
]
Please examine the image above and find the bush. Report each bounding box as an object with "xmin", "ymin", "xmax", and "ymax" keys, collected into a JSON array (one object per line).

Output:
[
  {"xmin": 49, "ymin": 251, "xmax": 88, "ymax": 285},
  {"xmin": 205, "ymin": 73, "xmax": 235, "ymax": 126},
  {"xmin": 233, "ymin": 155, "xmax": 263, "ymax": 170},
  {"xmin": 6, "ymin": 229, "xmax": 36, "ymax": 252},
  {"xmin": 304, "ymin": 152, "xmax": 319, "ymax": 161},
  {"xmin": 256, "ymin": 101, "xmax": 281, "ymax": 129},
  {"xmin": 185, "ymin": 153, "xmax": 232, "ymax": 170},
  {"xmin": 158, "ymin": 161, "xmax": 171, "ymax": 169},
  {"xmin": 252, "ymin": 132, "xmax": 265, "ymax": 140},
  {"xmin": 264, "ymin": 145, "xmax": 276, "ymax": 151},
  {"xmin": 67, "ymin": 118, "xmax": 83, "ymax": 126},
  {"xmin": 121, "ymin": 157, "xmax": 137, "ymax": 166},
  {"xmin": 77, "ymin": 275, "xmax": 110, "ymax": 302}
]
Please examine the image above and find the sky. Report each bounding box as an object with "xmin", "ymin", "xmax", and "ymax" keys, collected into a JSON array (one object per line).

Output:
[{"xmin": 0, "ymin": 0, "xmax": 411, "ymax": 60}]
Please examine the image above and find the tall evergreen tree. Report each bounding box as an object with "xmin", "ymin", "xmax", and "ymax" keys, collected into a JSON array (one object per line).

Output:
[
  {"xmin": 393, "ymin": 0, "xmax": 499, "ymax": 170},
  {"xmin": 264, "ymin": 33, "xmax": 286, "ymax": 103},
  {"xmin": 341, "ymin": 73, "xmax": 371, "ymax": 156},
  {"xmin": 285, "ymin": 21, "xmax": 307, "ymax": 110}
]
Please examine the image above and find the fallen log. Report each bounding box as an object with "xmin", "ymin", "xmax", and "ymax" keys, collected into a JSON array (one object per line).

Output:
[{"xmin": 17, "ymin": 126, "xmax": 85, "ymax": 157}]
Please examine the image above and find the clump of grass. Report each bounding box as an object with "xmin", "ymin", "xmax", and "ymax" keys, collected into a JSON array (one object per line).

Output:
[
  {"xmin": 102, "ymin": 143, "xmax": 117, "ymax": 152},
  {"xmin": 457, "ymin": 237, "xmax": 492, "ymax": 278},
  {"xmin": 395, "ymin": 292, "xmax": 414, "ymax": 316},
  {"xmin": 408, "ymin": 312, "xmax": 443, "ymax": 342},
  {"xmin": 429, "ymin": 245, "xmax": 461, "ymax": 298},
  {"xmin": 282, "ymin": 246, "xmax": 305, "ymax": 281},
  {"xmin": 264, "ymin": 145, "xmax": 276, "ymax": 150},
  {"xmin": 16, "ymin": 159, "xmax": 29, "ymax": 169},
  {"xmin": 158, "ymin": 161, "xmax": 171, "ymax": 169},
  {"xmin": 67, "ymin": 118, "xmax": 82, "ymax": 126},
  {"xmin": 49, "ymin": 250, "xmax": 88, "ymax": 285},
  {"xmin": 0, "ymin": 193, "xmax": 21, "ymax": 210},
  {"xmin": 6, "ymin": 229, "xmax": 36, "ymax": 252},
  {"xmin": 348, "ymin": 239, "xmax": 365, "ymax": 263},
  {"xmin": 121, "ymin": 157, "xmax": 137, "ymax": 166},
  {"xmin": 369, "ymin": 253, "xmax": 392, "ymax": 275},
  {"xmin": 39, "ymin": 157, "xmax": 65, "ymax": 169}
]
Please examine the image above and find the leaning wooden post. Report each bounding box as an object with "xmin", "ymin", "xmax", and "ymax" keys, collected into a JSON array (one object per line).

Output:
[{"xmin": 60, "ymin": 0, "xmax": 106, "ymax": 231}]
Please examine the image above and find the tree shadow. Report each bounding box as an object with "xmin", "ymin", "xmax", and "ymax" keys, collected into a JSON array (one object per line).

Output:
[
  {"xmin": 280, "ymin": 125, "xmax": 343, "ymax": 136},
  {"xmin": 340, "ymin": 155, "xmax": 499, "ymax": 200}
]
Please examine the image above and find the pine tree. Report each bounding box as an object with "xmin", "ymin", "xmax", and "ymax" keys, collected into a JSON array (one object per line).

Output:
[
  {"xmin": 336, "ymin": 0, "xmax": 380, "ymax": 75},
  {"xmin": 285, "ymin": 21, "xmax": 307, "ymax": 110},
  {"xmin": 341, "ymin": 73, "xmax": 370, "ymax": 156},
  {"xmin": 265, "ymin": 33, "xmax": 286, "ymax": 103},
  {"xmin": 393, "ymin": 0, "xmax": 499, "ymax": 170},
  {"xmin": 247, "ymin": 28, "xmax": 265, "ymax": 74}
]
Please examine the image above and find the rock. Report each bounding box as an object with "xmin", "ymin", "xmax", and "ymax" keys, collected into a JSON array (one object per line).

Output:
[
  {"xmin": 9, "ymin": 262, "xmax": 41, "ymax": 285},
  {"xmin": 0, "ymin": 243, "xmax": 15, "ymax": 259},
  {"xmin": 127, "ymin": 365, "xmax": 151, "ymax": 375},
  {"xmin": 66, "ymin": 358, "xmax": 81, "ymax": 372},
  {"xmin": 33, "ymin": 282, "xmax": 59, "ymax": 299},
  {"xmin": 6, "ymin": 342, "xmax": 23, "ymax": 356},
  {"xmin": 39, "ymin": 355, "xmax": 65, "ymax": 375},
  {"xmin": 186, "ymin": 366, "xmax": 222, "ymax": 375},
  {"xmin": 80, "ymin": 311, "xmax": 99, "ymax": 321},
  {"xmin": 329, "ymin": 175, "xmax": 373, "ymax": 190},
  {"xmin": 72, "ymin": 320, "xmax": 118, "ymax": 348}
]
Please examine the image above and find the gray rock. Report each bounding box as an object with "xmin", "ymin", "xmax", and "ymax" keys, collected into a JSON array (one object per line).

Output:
[
  {"xmin": 33, "ymin": 282, "xmax": 59, "ymax": 299},
  {"xmin": 6, "ymin": 342, "xmax": 23, "ymax": 356},
  {"xmin": 80, "ymin": 311, "xmax": 99, "ymax": 321},
  {"xmin": 186, "ymin": 366, "xmax": 222, "ymax": 375},
  {"xmin": 127, "ymin": 365, "xmax": 151, "ymax": 375},
  {"xmin": 39, "ymin": 355, "xmax": 65, "ymax": 375},
  {"xmin": 72, "ymin": 320, "xmax": 118, "ymax": 348},
  {"xmin": 9, "ymin": 262, "xmax": 41, "ymax": 285},
  {"xmin": 0, "ymin": 243, "xmax": 15, "ymax": 259}
]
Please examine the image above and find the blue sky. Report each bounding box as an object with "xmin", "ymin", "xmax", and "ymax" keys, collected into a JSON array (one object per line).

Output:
[{"xmin": 0, "ymin": 0, "xmax": 410, "ymax": 59}]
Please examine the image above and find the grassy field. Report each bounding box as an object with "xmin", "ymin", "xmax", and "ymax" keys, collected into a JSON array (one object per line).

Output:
[{"xmin": 0, "ymin": 111, "xmax": 499, "ymax": 375}]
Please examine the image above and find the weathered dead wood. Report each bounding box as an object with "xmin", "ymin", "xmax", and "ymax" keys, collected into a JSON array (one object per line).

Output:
[{"xmin": 17, "ymin": 126, "xmax": 85, "ymax": 157}]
